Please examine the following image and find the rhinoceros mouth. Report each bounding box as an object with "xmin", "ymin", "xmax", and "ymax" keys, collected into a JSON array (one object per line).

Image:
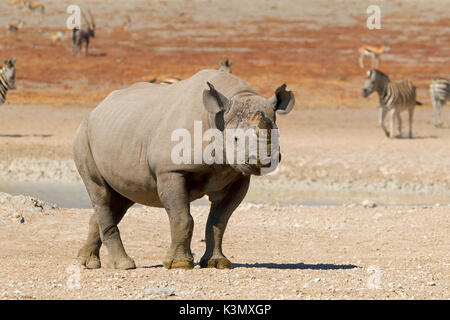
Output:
[
  {"xmin": 236, "ymin": 162, "xmax": 279, "ymax": 176},
  {"xmin": 236, "ymin": 164, "xmax": 261, "ymax": 176}
]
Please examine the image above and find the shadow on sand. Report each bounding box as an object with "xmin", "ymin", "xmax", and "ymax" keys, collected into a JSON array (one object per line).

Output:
[
  {"xmin": 142, "ymin": 262, "xmax": 359, "ymax": 270},
  {"xmin": 0, "ymin": 134, "xmax": 53, "ymax": 138},
  {"xmin": 232, "ymin": 262, "xmax": 358, "ymax": 270}
]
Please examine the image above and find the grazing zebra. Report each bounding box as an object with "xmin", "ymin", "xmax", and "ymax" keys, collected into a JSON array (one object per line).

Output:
[
  {"xmin": 0, "ymin": 58, "xmax": 16, "ymax": 105},
  {"xmin": 362, "ymin": 69, "xmax": 422, "ymax": 138},
  {"xmin": 430, "ymin": 78, "xmax": 449, "ymax": 128}
]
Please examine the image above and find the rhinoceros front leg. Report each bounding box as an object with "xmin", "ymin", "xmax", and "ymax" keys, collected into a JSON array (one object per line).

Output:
[
  {"xmin": 200, "ymin": 176, "xmax": 250, "ymax": 269},
  {"xmin": 157, "ymin": 173, "xmax": 195, "ymax": 269}
]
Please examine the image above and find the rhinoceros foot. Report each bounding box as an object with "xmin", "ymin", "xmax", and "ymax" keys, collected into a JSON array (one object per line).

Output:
[
  {"xmin": 77, "ymin": 247, "xmax": 101, "ymax": 269},
  {"xmin": 163, "ymin": 259, "xmax": 194, "ymax": 270},
  {"xmin": 105, "ymin": 256, "xmax": 136, "ymax": 270},
  {"xmin": 199, "ymin": 257, "xmax": 232, "ymax": 269}
]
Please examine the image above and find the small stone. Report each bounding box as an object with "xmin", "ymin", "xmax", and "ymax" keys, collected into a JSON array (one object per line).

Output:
[
  {"xmin": 144, "ymin": 287, "xmax": 175, "ymax": 296},
  {"xmin": 362, "ymin": 200, "xmax": 377, "ymax": 208}
]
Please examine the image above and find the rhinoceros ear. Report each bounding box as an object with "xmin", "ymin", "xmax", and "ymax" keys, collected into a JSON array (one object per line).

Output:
[
  {"xmin": 203, "ymin": 81, "xmax": 231, "ymax": 114},
  {"xmin": 269, "ymin": 84, "xmax": 295, "ymax": 115}
]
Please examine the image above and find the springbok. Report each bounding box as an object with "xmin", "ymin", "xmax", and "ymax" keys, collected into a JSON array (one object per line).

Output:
[
  {"xmin": 51, "ymin": 32, "xmax": 64, "ymax": 43},
  {"xmin": 120, "ymin": 16, "xmax": 131, "ymax": 33},
  {"xmin": 218, "ymin": 59, "xmax": 233, "ymax": 73},
  {"xmin": 26, "ymin": 1, "xmax": 45, "ymax": 15},
  {"xmin": 72, "ymin": 10, "xmax": 96, "ymax": 56},
  {"xmin": 358, "ymin": 42, "xmax": 390, "ymax": 69},
  {"xmin": 362, "ymin": 69, "xmax": 422, "ymax": 139},
  {"xmin": 7, "ymin": 20, "xmax": 23, "ymax": 36},
  {"xmin": 10, "ymin": 0, "xmax": 27, "ymax": 7},
  {"xmin": 153, "ymin": 60, "xmax": 234, "ymax": 85}
]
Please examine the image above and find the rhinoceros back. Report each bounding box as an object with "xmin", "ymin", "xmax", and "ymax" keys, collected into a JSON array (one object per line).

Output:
[{"xmin": 79, "ymin": 69, "xmax": 254, "ymax": 204}]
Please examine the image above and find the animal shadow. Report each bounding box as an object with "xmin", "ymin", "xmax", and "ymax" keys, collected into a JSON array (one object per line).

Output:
[
  {"xmin": 396, "ymin": 135, "xmax": 438, "ymax": 140},
  {"xmin": 232, "ymin": 262, "xmax": 358, "ymax": 270},
  {"xmin": 0, "ymin": 134, "xmax": 53, "ymax": 138}
]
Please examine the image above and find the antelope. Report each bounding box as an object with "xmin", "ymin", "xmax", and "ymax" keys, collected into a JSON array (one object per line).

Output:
[
  {"xmin": 7, "ymin": 20, "xmax": 23, "ymax": 34},
  {"xmin": 358, "ymin": 42, "xmax": 390, "ymax": 69},
  {"xmin": 120, "ymin": 16, "xmax": 131, "ymax": 33},
  {"xmin": 10, "ymin": 0, "xmax": 27, "ymax": 7},
  {"xmin": 0, "ymin": 58, "xmax": 17, "ymax": 105},
  {"xmin": 430, "ymin": 78, "xmax": 449, "ymax": 128},
  {"xmin": 218, "ymin": 59, "xmax": 233, "ymax": 73},
  {"xmin": 72, "ymin": 10, "xmax": 96, "ymax": 57},
  {"xmin": 51, "ymin": 31, "xmax": 64, "ymax": 43},
  {"xmin": 26, "ymin": 1, "xmax": 45, "ymax": 15},
  {"xmin": 153, "ymin": 60, "xmax": 234, "ymax": 85},
  {"xmin": 362, "ymin": 69, "xmax": 422, "ymax": 139}
]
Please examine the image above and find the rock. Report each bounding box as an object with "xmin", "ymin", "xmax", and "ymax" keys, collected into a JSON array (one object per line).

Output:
[
  {"xmin": 0, "ymin": 192, "xmax": 58, "ymax": 215},
  {"xmin": 362, "ymin": 200, "xmax": 377, "ymax": 208},
  {"xmin": 144, "ymin": 287, "xmax": 175, "ymax": 297}
]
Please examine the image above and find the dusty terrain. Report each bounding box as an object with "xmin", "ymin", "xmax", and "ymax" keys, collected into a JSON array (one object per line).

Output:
[
  {"xmin": 0, "ymin": 194, "xmax": 449, "ymax": 300},
  {"xmin": 0, "ymin": 0, "xmax": 449, "ymax": 300}
]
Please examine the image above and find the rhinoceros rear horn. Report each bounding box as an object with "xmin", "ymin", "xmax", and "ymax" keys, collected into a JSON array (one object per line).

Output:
[
  {"xmin": 203, "ymin": 81, "xmax": 231, "ymax": 114},
  {"xmin": 270, "ymin": 84, "xmax": 295, "ymax": 115}
]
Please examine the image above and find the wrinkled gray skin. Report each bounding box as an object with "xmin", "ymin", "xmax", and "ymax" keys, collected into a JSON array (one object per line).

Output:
[{"xmin": 73, "ymin": 69, "xmax": 295, "ymax": 270}]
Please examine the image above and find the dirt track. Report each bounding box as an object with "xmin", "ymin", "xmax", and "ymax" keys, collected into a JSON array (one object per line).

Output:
[
  {"xmin": 0, "ymin": 0, "xmax": 449, "ymax": 300},
  {"xmin": 0, "ymin": 197, "xmax": 449, "ymax": 300}
]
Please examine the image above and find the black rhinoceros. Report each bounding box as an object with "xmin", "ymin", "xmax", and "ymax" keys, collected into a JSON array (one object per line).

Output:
[{"xmin": 73, "ymin": 69, "xmax": 294, "ymax": 270}]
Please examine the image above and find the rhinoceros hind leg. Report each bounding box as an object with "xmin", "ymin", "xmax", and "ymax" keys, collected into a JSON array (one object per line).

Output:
[
  {"xmin": 74, "ymin": 119, "xmax": 135, "ymax": 270},
  {"xmin": 77, "ymin": 213, "xmax": 102, "ymax": 269}
]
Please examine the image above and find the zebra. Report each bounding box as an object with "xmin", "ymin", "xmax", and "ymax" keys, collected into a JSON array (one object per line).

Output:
[
  {"xmin": 430, "ymin": 78, "xmax": 449, "ymax": 128},
  {"xmin": 0, "ymin": 58, "xmax": 16, "ymax": 105},
  {"xmin": 72, "ymin": 11, "xmax": 95, "ymax": 56},
  {"xmin": 362, "ymin": 69, "xmax": 422, "ymax": 138}
]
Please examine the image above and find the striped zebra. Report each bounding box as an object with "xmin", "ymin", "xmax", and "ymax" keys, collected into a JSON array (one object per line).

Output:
[
  {"xmin": 430, "ymin": 78, "xmax": 449, "ymax": 128},
  {"xmin": 362, "ymin": 69, "xmax": 422, "ymax": 139},
  {"xmin": 0, "ymin": 58, "xmax": 16, "ymax": 105}
]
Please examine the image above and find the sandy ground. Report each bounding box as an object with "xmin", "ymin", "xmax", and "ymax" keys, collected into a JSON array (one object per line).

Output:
[
  {"xmin": 0, "ymin": 0, "xmax": 449, "ymax": 300},
  {"xmin": 1, "ymin": 104, "xmax": 450, "ymax": 205},
  {"xmin": 0, "ymin": 195, "xmax": 449, "ymax": 300}
]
